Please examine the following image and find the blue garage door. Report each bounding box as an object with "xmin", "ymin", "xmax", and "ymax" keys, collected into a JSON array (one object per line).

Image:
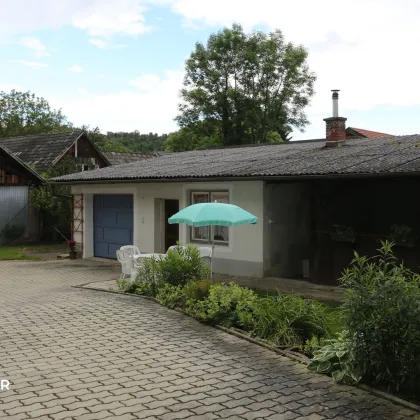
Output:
[{"xmin": 94, "ymin": 195, "xmax": 133, "ymax": 259}]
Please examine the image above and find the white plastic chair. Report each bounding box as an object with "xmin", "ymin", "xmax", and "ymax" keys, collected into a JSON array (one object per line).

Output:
[
  {"xmin": 120, "ymin": 245, "xmax": 141, "ymax": 258},
  {"xmin": 198, "ymin": 246, "xmax": 213, "ymax": 278},
  {"xmin": 167, "ymin": 244, "xmax": 187, "ymax": 253},
  {"xmin": 116, "ymin": 249, "xmax": 141, "ymax": 282}
]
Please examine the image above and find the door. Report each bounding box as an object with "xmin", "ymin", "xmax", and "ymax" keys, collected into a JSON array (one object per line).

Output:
[
  {"xmin": 94, "ymin": 195, "xmax": 133, "ymax": 258},
  {"xmin": 165, "ymin": 199, "xmax": 179, "ymax": 251}
]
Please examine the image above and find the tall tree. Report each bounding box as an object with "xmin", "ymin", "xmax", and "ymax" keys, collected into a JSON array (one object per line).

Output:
[
  {"xmin": 177, "ymin": 24, "xmax": 316, "ymax": 146},
  {"xmin": 0, "ymin": 90, "xmax": 71, "ymax": 137},
  {"xmin": 164, "ymin": 120, "xmax": 221, "ymax": 152}
]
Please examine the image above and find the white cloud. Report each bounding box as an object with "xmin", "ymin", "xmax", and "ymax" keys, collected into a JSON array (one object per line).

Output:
[
  {"xmin": 19, "ymin": 36, "xmax": 49, "ymax": 57},
  {"xmin": 96, "ymin": 74, "xmax": 106, "ymax": 79},
  {"xmin": 72, "ymin": 1, "xmax": 151, "ymax": 38},
  {"xmin": 8, "ymin": 60, "xmax": 48, "ymax": 69},
  {"xmin": 0, "ymin": 83, "xmax": 23, "ymax": 92},
  {"xmin": 89, "ymin": 38, "xmax": 108, "ymax": 49},
  {"xmin": 2, "ymin": 0, "xmax": 420, "ymax": 138},
  {"xmin": 47, "ymin": 70, "xmax": 184, "ymax": 133},
  {"xmin": 68, "ymin": 65, "xmax": 84, "ymax": 73},
  {"xmin": 130, "ymin": 73, "xmax": 162, "ymax": 91}
]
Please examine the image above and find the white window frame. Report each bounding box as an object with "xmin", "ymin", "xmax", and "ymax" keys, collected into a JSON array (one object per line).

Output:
[{"xmin": 190, "ymin": 190, "xmax": 229, "ymax": 245}]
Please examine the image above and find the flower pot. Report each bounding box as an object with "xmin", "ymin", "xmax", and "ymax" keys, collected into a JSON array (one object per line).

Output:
[{"xmin": 69, "ymin": 251, "xmax": 77, "ymax": 260}]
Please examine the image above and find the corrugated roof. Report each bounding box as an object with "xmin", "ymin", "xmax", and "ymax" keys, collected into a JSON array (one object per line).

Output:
[
  {"xmin": 103, "ymin": 151, "xmax": 157, "ymax": 166},
  {"xmin": 0, "ymin": 131, "xmax": 84, "ymax": 172},
  {"xmin": 52, "ymin": 134, "xmax": 420, "ymax": 183}
]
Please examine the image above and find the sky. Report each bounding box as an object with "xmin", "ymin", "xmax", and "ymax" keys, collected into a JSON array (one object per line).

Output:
[{"xmin": 1, "ymin": 0, "xmax": 420, "ymax": 140}]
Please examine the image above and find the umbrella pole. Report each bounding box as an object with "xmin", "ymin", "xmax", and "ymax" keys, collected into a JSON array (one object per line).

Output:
[{"xmin": 211, "ymin": 225, "xmax": 214, "ymax": 280}]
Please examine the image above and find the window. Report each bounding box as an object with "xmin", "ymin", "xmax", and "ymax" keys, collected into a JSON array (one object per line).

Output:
[{"xmin": 190, "ymin": 191, "xmax": 229, "ymax": 244}]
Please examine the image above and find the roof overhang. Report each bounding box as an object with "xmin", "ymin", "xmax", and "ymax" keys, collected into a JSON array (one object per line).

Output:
[
  {"xmin": 51, "ymin": 170, "xmax": 420, "ymax": 186},
  {"xmin": 0, "ymin": 145, "xmax": 45, "ymax": 184}
]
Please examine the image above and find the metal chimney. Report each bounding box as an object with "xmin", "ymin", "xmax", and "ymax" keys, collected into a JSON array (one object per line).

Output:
[{"xmin": 332, "ymin": 90, "xmax": 340, "ymax": 117}]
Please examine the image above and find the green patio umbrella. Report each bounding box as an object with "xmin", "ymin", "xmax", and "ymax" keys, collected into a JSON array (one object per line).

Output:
[{"xmin": 168, "ymin": 202, "xmax": 258, "ymax": 277}]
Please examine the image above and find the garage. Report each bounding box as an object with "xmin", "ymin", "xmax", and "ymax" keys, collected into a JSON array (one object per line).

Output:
[{"xmin": 93, "ymin": 195, "xmax": 133, "ymax": 259}]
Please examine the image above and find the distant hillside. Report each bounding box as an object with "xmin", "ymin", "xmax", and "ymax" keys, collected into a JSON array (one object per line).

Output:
[{"xmin": 90, "ymin": 130, "xmax": 169, "ymax": 153}]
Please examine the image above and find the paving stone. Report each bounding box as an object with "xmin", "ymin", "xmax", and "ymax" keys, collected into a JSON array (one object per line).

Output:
[{"xmin": 0, "ymin": 260, "xmax": 415, "ymax": 420}]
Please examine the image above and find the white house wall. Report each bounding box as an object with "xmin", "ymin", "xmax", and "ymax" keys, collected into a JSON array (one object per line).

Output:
[{"xmin": 72, "ymin": 180, "xmax": 264, "ymax": 277}]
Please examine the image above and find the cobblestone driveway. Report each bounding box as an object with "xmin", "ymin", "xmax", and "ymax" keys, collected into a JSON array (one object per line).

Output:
[{"xmin": 0, "ymin": 260, "xmax": 418, "ymax": 420}]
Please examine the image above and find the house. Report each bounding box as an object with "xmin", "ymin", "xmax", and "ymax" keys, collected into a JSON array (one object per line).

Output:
[
  {"xmin": 0, "ymin": 145, "xmax": 44, "ymax": 242},
  {"xmin": 102, "ymin": 151, "xmax": 157, "ymax": 166},
  {"xmin": 0, "ymin": 130, "xmax": 110, "ymax": 174},
  {"xmin": 0, "ymin": 130, "xmax": 110, "ymax": 241},
  {"xmin": 53, "ymin": 92, "xmax": 419, "ymax": 285}
]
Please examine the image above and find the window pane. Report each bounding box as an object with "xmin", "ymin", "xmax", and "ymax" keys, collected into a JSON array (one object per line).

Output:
[
  {"xmin": 211, "ymin": 192, "xmax": 229, "ymax": 242},
  {"xmin": 191, "ymin": 192, "xmax": 209, "ymax": 241}
]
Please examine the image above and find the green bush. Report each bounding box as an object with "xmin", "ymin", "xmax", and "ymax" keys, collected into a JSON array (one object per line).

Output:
[
  {"xmin": 146, "ymin": 244, "xmax": 210, "ymax": 288},
  {"xmin": 183, "ymin": 280, "xmax": 213, "ymax": 301},
  {"xmin": 308, "ymin": 330, "xmax": 361, "ymax": 384},
  {"xmin": 340, "ymin": 241, "xmax": 420, "ymax": 395},
  {"xmin": 137, "ymin": 256, "xmax": 163, "ymax": 296},
  {"xmin": 156, "ymin": 284, "xmax": 186, "ymax": 309},
  {"xmin": 237, "ymin": 294, "xmax": 331, "ymax": 347},
  {"xmin": 185, "ymin": 282, "xmax": 258, "ymax": 327}
]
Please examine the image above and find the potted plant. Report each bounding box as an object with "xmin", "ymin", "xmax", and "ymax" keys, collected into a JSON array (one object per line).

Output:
[
  {"xmin": 68, "ymin": 240, "xmax": 77, "ymax": 259},
  {"xmin": 388, "ymin": 224, "xmax": 416, "ymax": 247},
  {"xmin": 330, "ymin": 225, "xmax": 357, "ymax": 243}
]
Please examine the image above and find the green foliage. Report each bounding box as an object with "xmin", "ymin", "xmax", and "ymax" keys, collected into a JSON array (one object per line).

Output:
[
  {"xmin": 185, "ymin": 282, "xmax": 258, "ymax": 327},
  {"xmin": 137, "ymin": 257, "xmax": 163, "ymax": 296},
  {"xmin": 164, "ymin": 122, "xmax": 221, "ymax": 152},
  {"xmin": 177, "ymin": 23, "xmax": 315, "ymax": 146},
  {"xmin": 97, "ymin": 131, "xmax": 167, "ymax": 153},
  {"xmin": 151, "ymin": 244, "xmax": 210, "ymax": 287},
  {"xmin": 29, "ymin": 158, "xmax": 80, "ymax": 241},
  {"xmin": 116, "ymin": 279, "xmax": 130, "ymax": 292},
  {"xmin": 156, "ymin": 284, "xmax": 186, "ymax": 309},
  {"xmin": 388, "ymin": 224, "xmax": 416, "ymax": 246},
  {"xmin": 340, "ymin": 241, "xmax": 420, "ymax": 395},
  {"xmin": 266, "ymin": 131, "xmax": 284, "ymax": 144},
  {"xmin": 183, "ymin": 280, "xmax": 213, "ymax": 301},
  {"xmin": 299, "ymin": 335, "xmax": 325, "ymax": 358},
  {"xmin": 0, "ymin": 90, "xmax": 71, "ymax": 137},
  {"xmin": 308, "ymin": 331, "xmax": 361, "ymax": 384},
  {"xmin": 1, "ymin": 224, "xmax": 26, "ymax": 244},
  {"xmin": 237, "ymin": 294, "xmax": 331, "ymax": 346}
]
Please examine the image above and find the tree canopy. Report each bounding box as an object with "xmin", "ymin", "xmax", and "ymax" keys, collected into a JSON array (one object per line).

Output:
[
  {"xmin": 177, "ymin": 23, "xmax": 315, "ymax": 146},
  {"xmin": 164, "ymin": 120, "xmax": 221, "ymax": 152},
  {"xmin": 0, "ymin": 90, "xmax": 70, "ymax": 137}
]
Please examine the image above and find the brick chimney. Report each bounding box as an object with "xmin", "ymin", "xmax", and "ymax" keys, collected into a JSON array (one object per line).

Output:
[{"xmin": 324, "ymin": 90, "xmax": 347, "ymax": 147}]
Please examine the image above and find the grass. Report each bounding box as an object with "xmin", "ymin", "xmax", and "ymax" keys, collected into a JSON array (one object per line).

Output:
[
  {"xmin": 253, "ymin": 289, "xmax": 345, "ymax": 337},
  {"xmin": 0, "ymin": 243, "xmax": 65, "ymax": 261}
]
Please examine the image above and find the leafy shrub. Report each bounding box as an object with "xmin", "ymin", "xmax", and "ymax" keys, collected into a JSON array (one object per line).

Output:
[
  {"xmin": 340, "ymin": 241, "xmax": 420, "ymax": 395},
  {"xmin": 183, "ymin": 280, "xmax": 213, "ymax": 301},
  {"xmin": 185, "ymin": 282, "xmax": 258, "ymax": 327},
  {"xmin": 299, "ymin": 335, "xmax": 326, "ymax": 358},
  {"xmin": 150, "ymin": 245, "xmax": 210, "ymax": 287},
  {"xmin": 116, "ymin": 279, "xmax": 130, "ymax": 292},
  {"xmin": 137, "ymin": 257, "xmax": 163, "ymax": 296},
  {"xmin": 131, "ymin": 281, "xmax": 155, "ymax": 296},
  {"xmin": 156, "ymin": 284, "xmax": 186, "ymax": 309},
  {"xmin": 237, "ymin": 294, "xmax": 331, "ymax": 347},
  {"xmin": 388, "ymin": 224, "xmax": 416, "ymax": 246},
  {"xmin": 2, "ymin": 224, "xmax": 25, "ymax": 243},
  {"xmin": 308, "ymin": 331, "xmax": 361, "ymax": 384}
]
